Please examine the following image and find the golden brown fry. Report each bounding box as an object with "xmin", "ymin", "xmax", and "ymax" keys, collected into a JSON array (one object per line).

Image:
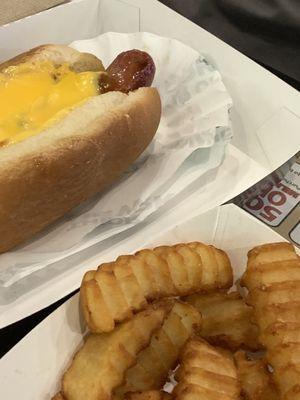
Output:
[
  {"xmin": 242, "ymin": 242, "xmax": 300, "ymax": 399},
  {"xmin": 234, "ymin": 351, "xmax": 278, "ymax": 400},
  {"xmin": 247, "ymin": 242, "xmax": 298, "ymax": 268},
  {"xmin": 174, "ymin": 338, "xmax": 240, "ymax": 400},
  {"xmin": 81, "ymin": 242, "xmax": 233, "ymax": 333},
  {"xmin": 114, "ymin": 301, "xmax": 201, "ymax": 398},
  {"xmin": 184, "ymin": 291, "xmax": 259, "ymax": 350},
  {"xmin": 124, "ymin": 391, "xmax": 171, "ymax": 400},
  {"xmin": 60, "ymin": 302, "xmax": 171, "ymax": 400}
]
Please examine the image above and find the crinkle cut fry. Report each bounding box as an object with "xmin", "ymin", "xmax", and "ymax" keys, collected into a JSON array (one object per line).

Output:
[
  {"xmin": 234, "ymin": 350, "xmax": 278, "ymax": 400},
  {"xmin": 60, "ymin": 302, "xmax": 171, "ymax": 400},
  {"xmin": 124, "ymin": 390, "xmax": 171, "ymax": 400},
  {"xmin": 184, "ymin": 291, "xmax": 259, "ymax": 351},
  {"xmin": 242, "ymin": 242, "xmax": 300, "ymax": 399},
  {"xmin": 174, "ymin": 338, "xmax": 240, "ymax": 400},
  {"xmin": 114, "ymin": 300, "xmax": 201, "ymax": 398},
  {"xmin": 80, "ymin": 242, "xmax": 233, "ymax": 333}
]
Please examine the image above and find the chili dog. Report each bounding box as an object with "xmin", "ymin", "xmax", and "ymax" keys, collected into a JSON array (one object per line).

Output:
[{"xmin": 0, "ymin": 45, "xmax": 161, "ymax": 253}]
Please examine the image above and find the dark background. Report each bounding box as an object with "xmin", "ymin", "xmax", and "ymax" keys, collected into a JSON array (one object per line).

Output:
[
  {"xmin": 1, "ymin": 0, "xmax": 299, "ymax": 359},
  {"xmin": 160, "ymin": 0, "xmax": 300, "ymax": 90}
]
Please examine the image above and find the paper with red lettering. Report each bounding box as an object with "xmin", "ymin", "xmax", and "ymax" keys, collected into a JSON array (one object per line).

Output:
[{"xmin": 234, "ymin": 153, "xmax": 300, "ymax": 246}]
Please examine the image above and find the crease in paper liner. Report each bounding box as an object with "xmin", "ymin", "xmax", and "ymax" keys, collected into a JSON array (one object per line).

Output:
[{"xmin": 0, "ymin": 32, "xmax": 233, "ymax": 288}]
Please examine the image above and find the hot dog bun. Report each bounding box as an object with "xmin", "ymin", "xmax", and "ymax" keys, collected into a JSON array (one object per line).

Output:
[
  {"xmin": 0, "ymin": 45, "xmax": 161, "ymax": 253},
  {"xmin": 0, "ymin": 44, "xmax": 105, "ymax": 73}
]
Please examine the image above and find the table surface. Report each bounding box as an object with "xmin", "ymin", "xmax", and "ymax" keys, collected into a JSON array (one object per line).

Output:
[{"xmin": 1, "ymin": 0, "xmax": 299, "ymax": 360}]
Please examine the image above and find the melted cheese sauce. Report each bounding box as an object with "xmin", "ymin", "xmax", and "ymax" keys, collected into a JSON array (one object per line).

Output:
[{"xmin": 0, "ymin": 61, "xmax": 100, "ymax": 146}]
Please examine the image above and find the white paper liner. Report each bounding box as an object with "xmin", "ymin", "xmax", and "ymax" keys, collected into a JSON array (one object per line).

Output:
[{"xmin": 0, "ymin": 32, "xmax": 232, "ymax": 289}]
